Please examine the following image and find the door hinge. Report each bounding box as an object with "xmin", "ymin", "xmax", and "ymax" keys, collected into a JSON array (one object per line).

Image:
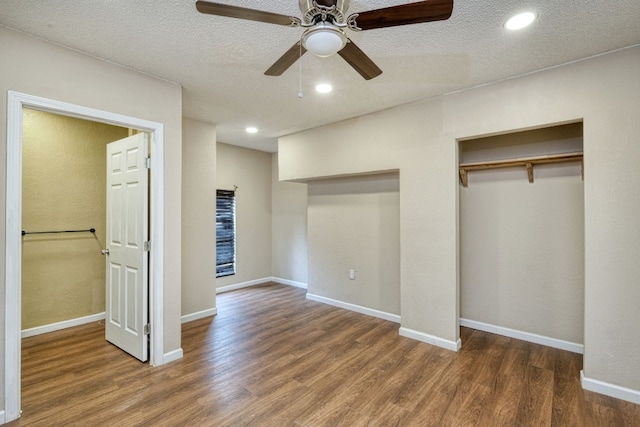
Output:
[
  {"xmin": 143, "ymin": 323, "xmax": 151, "ymax": 335},
  {"xmin": 143, "ymin": 241, "xmax": 151, "ymax": 252},
  {"xmin": 145, "ymin": 157, "xmax": 151, "ymax": 169}
]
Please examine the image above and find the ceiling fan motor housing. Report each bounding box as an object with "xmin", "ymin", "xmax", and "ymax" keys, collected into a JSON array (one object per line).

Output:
[{"xmin": 299, "ymin": 0, "xmax": 349, "ymax": 24}]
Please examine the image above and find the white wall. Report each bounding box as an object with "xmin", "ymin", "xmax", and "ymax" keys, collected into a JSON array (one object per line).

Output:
[
  {"xmin": 279, "ymin": 46, "xmax": 640, "ymax": 396},
  {"xmin": 0, "ymin": 26, "xmax": 183, "ymax": 413},
  {"xmin": 182, "ymin": 118, "xmax": 217, "ymax": 317},
  {"xmin": 307, "ymin": 173, "xmax": 401, "ymax": 316},
  {"xmin": 459, "ymin": 125, "xmax": 584, "ymax": 345},
  {"xmin": 271, "ymin": 154, "xmax": 308, "ymax": 286},
  {"xmin": 216, "ymin": 143, "xmax": 272, "ymax": 288}
]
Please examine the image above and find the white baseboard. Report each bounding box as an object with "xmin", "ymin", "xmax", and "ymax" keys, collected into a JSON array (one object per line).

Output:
[
  {"xmin": 217, "ymin": 277, "xmax": 308, "ymax": 294},
  {"xmin": 459, "ymin": 318, "xmax": 584, "ymax": 354},
  {"xmin": 271, "ymin": 277, "xmax": 308, "ymax": 289},
  {"xmin": 181, "ymin": 307, "xmax": 218, "ymax": 324},
  {"xmin": 163, "ymin": 348, "xmax": 184, "ymax": 365},
  {"xmin": 305, "ymin": 293, "xmax": 401, "ymax": 324},
  {"xmin": 581, "ymin": 370, "xmax": 640, "ymax": 404},
  {"xmin": 0, "ymin": 409, "xmax": 5, "ymax": 424},
  {"xmin": 216, "ymin": 277, "xmax": 273, "ymax": 294},
  {"xmin": 21, "ymin": 312, "xmax": 106, "ymax": 338},
  {"xmin": 399, "ymin": 327, "xmax": 462, "ymax": 352}
]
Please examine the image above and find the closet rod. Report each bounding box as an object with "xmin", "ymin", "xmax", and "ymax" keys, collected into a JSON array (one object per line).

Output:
[{"xmin": 22, "ymin": 228, "xmax": 96, "ymax": 236}]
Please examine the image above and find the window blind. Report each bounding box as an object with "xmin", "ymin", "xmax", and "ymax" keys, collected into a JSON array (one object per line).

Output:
[{"xmin": 216, "ymin": 189, "xmax": 236, "ymax": 278}]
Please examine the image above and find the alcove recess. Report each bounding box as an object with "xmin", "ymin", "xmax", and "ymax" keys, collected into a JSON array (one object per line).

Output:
[{"xmin": 459, "ymin": 123, "xmax": 584, "ymax": 187}]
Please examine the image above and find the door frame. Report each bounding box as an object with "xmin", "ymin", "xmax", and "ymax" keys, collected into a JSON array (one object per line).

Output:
[{"xmin": 4, "ymin": 91, "xmax": 166, "ymax": 422}]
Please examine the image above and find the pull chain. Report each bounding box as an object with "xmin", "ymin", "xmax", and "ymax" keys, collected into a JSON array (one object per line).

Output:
[{"xmin": 298, "ymin": 39, "xmax": 304, "ymax": 98}]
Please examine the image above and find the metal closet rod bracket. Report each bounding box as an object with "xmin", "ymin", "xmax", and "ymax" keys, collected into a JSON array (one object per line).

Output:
[{"xmin": 22, "ymin": 228, "xmax": 96, "ymax": 236}]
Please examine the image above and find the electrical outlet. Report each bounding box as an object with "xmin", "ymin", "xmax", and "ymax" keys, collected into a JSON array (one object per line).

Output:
[{"xmin": 349, "ymin": 269, "xmax": 356, "ymax": 280}]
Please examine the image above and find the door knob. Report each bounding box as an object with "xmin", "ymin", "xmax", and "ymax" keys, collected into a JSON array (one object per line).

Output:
[{"xmin": 101, "ymin": 249, "xmax": 110, "ymax": 255}]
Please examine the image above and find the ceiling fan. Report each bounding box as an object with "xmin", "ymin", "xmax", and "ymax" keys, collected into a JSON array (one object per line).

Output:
[{"xmin": 196, "ymin": 0, "xmax": 454, "ymax": 80}]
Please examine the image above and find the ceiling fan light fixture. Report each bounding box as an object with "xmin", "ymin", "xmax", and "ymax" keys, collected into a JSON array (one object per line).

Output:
[{"xmin": 302, "ymin": 24, "xmax": 347, "ymax": 57}]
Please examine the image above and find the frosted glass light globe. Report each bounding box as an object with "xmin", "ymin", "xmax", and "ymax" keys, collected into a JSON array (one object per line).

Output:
[{"xmin": 303, "ymin": 26, "xmax": 347, "ymax": 57}]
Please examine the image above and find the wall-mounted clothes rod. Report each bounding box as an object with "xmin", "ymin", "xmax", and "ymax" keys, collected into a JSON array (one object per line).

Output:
[
  {"xmin": 22, "ymin": 228, "xmax": 96, "ymax": 236},
  {"xmin": 459, "ymin": 151, "xmax": 583, "ymax": 187}
]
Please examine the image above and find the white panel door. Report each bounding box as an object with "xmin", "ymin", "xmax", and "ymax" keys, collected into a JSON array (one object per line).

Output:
[{"xmin": 105, "ymin": 133, "xmax": 149, "ymax": 362}]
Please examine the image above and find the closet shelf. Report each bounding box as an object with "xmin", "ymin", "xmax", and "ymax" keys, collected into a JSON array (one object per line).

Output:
[{"xmin": 459, "ymin": 151, "xmax": 583, "ymax": 187}]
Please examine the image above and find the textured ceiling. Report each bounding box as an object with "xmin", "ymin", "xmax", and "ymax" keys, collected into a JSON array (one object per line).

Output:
[{"xmin": 1, "ymin": 1, "xmax": 639, "ymax": 152}]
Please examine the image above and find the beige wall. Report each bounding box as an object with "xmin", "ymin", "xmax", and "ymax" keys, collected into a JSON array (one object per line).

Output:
[
  {"xmin": 279, "ymin": 46, "xmax": 640, "ymax": 393},
  {"xmin": 280, "ymin": 99, "xmax": 457, "ymax": 346},
  {"xmin": 182, "ymin": 118, "xmax": 217, "ymax": 316},
  {"xmin": 271, "ymin": 154, "xmax": 308, "ymax": 285},
  {"xmin": 216, "ymin": 143, "xmax": 272, "ymax": 288},
  {"xmin": 22, "ymin": 109, "xmax": 128, "ymax": 329},
  {"xmin": 459, "ymin": 125, "xmax": 584, "ymax": 344},
  {"xmin": 307, "ymin": 174, "xmax": 400, "ymax": 315},
  {"xmin": 1, "ymin": 26, "xmax": 183, "ymax": 406},
  {"xmin": 183, "ymin": 138, "xmax": 307, "ymax": 307}
]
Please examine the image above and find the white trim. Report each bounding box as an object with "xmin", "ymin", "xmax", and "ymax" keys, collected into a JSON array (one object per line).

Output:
[
  {"xmin": 5, "ymin": 91, "xmax": 23, "ymax": 423},
  {"xmin": 399, "ymin": 327, "xmax": 462, "ymax": 351},
  {"xmin": 21, "ymin": 313, "xmax": 106, "ymax": 338},
  {"xmin": 163, "ymin": 348, "xmax": 184, "ymax": 364},
  {"xmin": 148, "ymin": 120, "xmax": 165, "ymax": 368},
  {"xmin": 216, "ymin": 277, "xmax": 308, "ymax": 294},
  {"xmin": 305, "ymin": 293, "xmax": 401, "ymax": 323},
  {"xmin": 181, "ymin": 308, "xmax": 218, "ymax": 324},
  {"xmin": 581, "ymin": 371, "xmax": 640, "ymax": 404},
  {"xmin": 0, "ymin": 410, "xmax": 5, "ymax": 424},
  {"xmin": 216, "ymin": 277, "xmax": 272, "ymax": 294},
  {"xmin": 5, "ymin": 91, "xmax": 168, "ymax": 422},
  {"xmin": 460, "ymin": 318, "xmax": 584, "ymax": 354},
  {"xmin": 271, "ymin": 277, "xmax": 308, "ymax": 289}
]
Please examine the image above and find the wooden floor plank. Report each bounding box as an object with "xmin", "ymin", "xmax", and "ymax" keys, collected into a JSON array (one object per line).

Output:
[
  {"xmin": 477, "ymin": 373, "xmax": 523, "ymax": 426},
  {"xmin": 515, "ymin": 364, "xmax": 555, "ymax": 426},
  {"xmin": 8, "ymin": 282, "xmax": 640, "ymax": 426}
]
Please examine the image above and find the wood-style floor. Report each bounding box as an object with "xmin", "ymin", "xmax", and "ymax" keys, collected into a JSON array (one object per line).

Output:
[{"xmin": 9, "ymin": 283, "xmax": 640, "ymax": 426}]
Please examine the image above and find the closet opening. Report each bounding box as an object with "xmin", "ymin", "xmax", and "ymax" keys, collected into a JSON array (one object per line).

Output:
[{"xmin": 458, "ymin": 122, "xmax": 584, "ymax": 354}]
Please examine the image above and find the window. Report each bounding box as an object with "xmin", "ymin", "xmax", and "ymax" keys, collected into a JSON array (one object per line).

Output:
[{"xmin": 216, "ymin": 189, "xmax": 236, "ymax": 277}]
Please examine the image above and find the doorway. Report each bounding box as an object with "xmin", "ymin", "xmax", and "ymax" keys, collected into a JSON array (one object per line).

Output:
[
  {"xmin": 22, "ymin": 113, "xmax": 151, "ymax": 361},
  {"xmin": 4, "ymin": 91, "xmax": 166, "ymax": 422},
  {"xmin": 21, "ymin": 109, "xmax": 129, "ymax": 338}
]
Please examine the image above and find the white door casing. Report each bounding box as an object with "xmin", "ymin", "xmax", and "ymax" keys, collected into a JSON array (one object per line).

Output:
[
  {"xmin": 105, "ymin": 134, "xmax": 149, "ymax": 362},
  {"xmin": 5, "ymin": 91, "xmax": 168, "ymax": 424}
]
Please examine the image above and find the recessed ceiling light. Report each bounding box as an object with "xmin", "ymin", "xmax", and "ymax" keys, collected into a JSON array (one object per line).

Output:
[
  {"xmin": 315, "ymin": 83, "xmax": 333, "ymax": 94},
  {"xmin": 505, "ymin": 12, "xmax": 536, "ymax": 30},
  {"xmin": 245, "ymin": 126, "xmax": 258, "ymax": 134}
]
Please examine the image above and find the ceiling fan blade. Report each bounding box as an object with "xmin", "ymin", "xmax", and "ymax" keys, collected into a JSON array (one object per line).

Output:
[
  {"xmin": 196, "ymin": 1, "xmax": 300, "ymax": 27},
  {"xmin": 338, "ymin": 40, "xmax": 382, "ymax": 80},
  {"xmin": 349, "ymin": 0, "xmax": 453, "ymax": 31},
  {"xmin": 265, "ymin": 42, "xmax": 307, "ymax": 76}
]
